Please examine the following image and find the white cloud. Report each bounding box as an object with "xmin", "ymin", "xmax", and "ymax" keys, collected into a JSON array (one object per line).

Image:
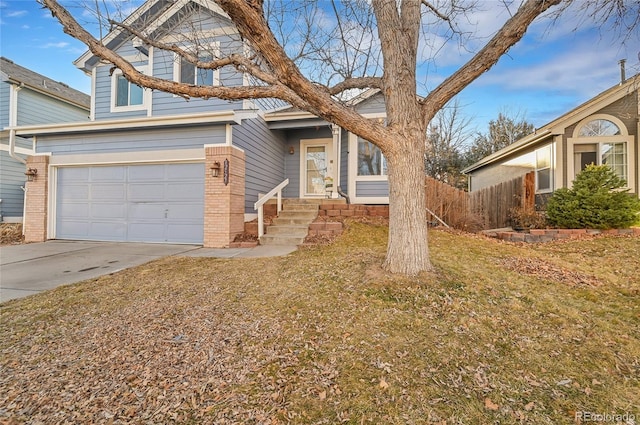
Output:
[
  {"xmin": 6, "ymin": 10, "xmax": 27, "ymax": 17},
  {"xmin": 42, "ymin": 41, "xmax": 70, "ymax": 49}
]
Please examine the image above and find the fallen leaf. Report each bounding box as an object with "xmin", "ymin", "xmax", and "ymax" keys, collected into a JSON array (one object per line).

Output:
[
  {"xmin": 318, "ymin": 390, "xmax": 326, "ymax": 400},
  {"xmin": 379, "ymin": 378, "xmax": 389, "ymax": 390},
  {"xmin": 524, "ymin": 401, "xmax": 535, "ymax": 411},
  {"xmin": 484, "ymin": 397, "xmax": 499, "ymax": 411}
]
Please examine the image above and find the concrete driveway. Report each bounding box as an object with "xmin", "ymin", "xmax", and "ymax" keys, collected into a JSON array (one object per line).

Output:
[
  {"xmin": 0, "ymin": 241, "xmax": 200, "ymax": 303},
  {"xmin": 0, "ymin": 241, "xmax": 298, "ymax": 303}
]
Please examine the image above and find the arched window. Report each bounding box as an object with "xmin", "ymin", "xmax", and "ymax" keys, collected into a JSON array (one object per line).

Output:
[
  {"xmin": 578, "ymin": 119, "xmax": 621, "ymax": 137},
  {"xmin": 571, "ymin": 117, "xmax": 628, "ymax": 183}
]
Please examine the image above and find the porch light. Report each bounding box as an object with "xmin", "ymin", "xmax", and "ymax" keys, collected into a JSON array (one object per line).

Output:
[
  {"xmin": 25, "ymin": 168, "xmax": 38, "ymax": 182},
  {"xmin": 210, "ymin": 161, "xmax": 221, "ymax": 177},
  {"xmin": 289, "ymin": 146, "xmax": 295, "ymax": 155}
]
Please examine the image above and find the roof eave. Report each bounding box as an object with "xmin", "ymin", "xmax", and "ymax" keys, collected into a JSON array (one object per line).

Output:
[
  {"xmin": 462, "ymin": 129, "xmax": 552, "ymax": 174},
  {"xmin": 10, "ymin": 110, "xmax": 257, "ymax": 137}
]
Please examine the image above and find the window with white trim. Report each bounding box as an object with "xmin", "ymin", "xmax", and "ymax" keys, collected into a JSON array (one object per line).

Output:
[
  {"xmin": 174, "ymin": 44, "xmax": 220, "ymax": 87},
  {"xmin": 572, "ymin": 119, "xmax": 628, "ymax": 183},
  {"xmin": 535, "ymin": 144, "xmax": 553, "ymax": 192},
  {"xmin": 357, "ymin": 137, "xmax": 387, "ymax": 176},
  {"xmin": 110, "ymin": 66, "xmax": 148, "ymax": 112}
]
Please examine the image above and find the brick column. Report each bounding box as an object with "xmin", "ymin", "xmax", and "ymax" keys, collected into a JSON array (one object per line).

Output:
[
  {"xmin": 204, "ymin": 146, "xmax": 245, "ymax": 247},
  {"xmin": 24, "ymin": 155, "xmax": 50, "ymax": 242}
]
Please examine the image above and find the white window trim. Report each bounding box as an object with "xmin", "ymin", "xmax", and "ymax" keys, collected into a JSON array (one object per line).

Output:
[
  {"xmin": 299, "ymin": 138, "xmax": 334, "ymax": 199},
  {"xmin": 110, "ymin": 66, "xmax": 150, "ymax": 113},
  {"xmin": 567, "ymin": 114, "xmax": 635, "ymax": 192},
  {"xmin": 535, "ymin": 143, "xmax": 554, "ymax": 194},
  {"xmin": 348, "ymin": 127, "xmax": 389, "ymax": 204},
  {"xmin": 172, "ymin": 42, "xmax": 221, "ymax": 89}
]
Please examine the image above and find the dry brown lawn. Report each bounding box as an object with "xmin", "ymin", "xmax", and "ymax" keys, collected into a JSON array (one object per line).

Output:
[{"xmin": 1, "ymin": 222, "xmax": 639, "ymax": 424}]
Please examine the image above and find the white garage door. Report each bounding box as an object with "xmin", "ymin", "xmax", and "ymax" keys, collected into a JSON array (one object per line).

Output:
[{"xmin": 56, "ymin": 163, "xmax": 204, "ymax": 244}]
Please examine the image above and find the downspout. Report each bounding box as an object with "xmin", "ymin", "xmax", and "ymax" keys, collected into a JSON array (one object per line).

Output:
[{"xmin": 332, "ymin": 124, "xmax": 350, "ymax": 203}]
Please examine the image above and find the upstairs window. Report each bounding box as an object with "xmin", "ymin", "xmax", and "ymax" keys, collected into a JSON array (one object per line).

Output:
[
  {"xmin": 110, "ymin": 66, "xmax": 148, "ymax": 112},
  {"xmin": 115, "ymin": 74, "xmax": 143, "ymax": 107},
  {"xmin": 174, "ymin": 44, "xmax": 220, "ymax": 86}
]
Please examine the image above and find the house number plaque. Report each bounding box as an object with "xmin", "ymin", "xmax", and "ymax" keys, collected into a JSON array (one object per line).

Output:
[{"xmin": 223, "ymin": 158, "xmax": 229, "ymax": 186}]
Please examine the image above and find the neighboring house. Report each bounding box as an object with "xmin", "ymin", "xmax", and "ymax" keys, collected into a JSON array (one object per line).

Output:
[
  {"xmin": 0, "ymin": 57, "xmax": 90, "ymax": 223},
  {"xmin": 463, "ymin": 74, "xmax": 639, "ymax": 205},
  {"xmin": 10, "ymin": 0, "xmax": 390, "ymax": 246}
]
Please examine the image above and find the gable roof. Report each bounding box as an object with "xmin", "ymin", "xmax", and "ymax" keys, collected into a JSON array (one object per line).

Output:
[
  {"xmin": 463, "ymin": 74, "xmax": 639, "ymax": 174},
  {"xmin": 0, "ymin": 57, "xmax": 90, "ymax": 110},
  {"xmin": 74, "ymin": 0, "xmax": 231, "ymax": 73}
]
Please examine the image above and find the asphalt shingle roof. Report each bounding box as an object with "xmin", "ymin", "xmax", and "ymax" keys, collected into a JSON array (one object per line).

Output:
[{"xmin": 1, "ymin": 57, "xmax": 90, "ymax": 110}]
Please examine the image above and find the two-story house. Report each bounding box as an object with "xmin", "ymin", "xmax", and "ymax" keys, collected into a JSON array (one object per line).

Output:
[
  {"xmin": 11, "ymin": 0, "xmax": 390, "ymax": 246},
  {"xmin": 0, "ymin": 57, "xmax": 90, "ymax": 223}
]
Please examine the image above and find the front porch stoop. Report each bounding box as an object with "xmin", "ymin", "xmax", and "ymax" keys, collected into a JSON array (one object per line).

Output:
[{"xmin": 260, "ymin": 199, "xmax": 321, "ymax": 245}]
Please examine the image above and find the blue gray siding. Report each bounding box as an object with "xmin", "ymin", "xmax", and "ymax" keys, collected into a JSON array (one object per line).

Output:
[
  {"xmin": 36, "ymin": 125, "xmax": 226, "ymax": 155},
  {"xmin": 354, "ymin": 93, "xmax": 386, "ymax": 115},
  {"xmin": 17, "ymin": 89, "xmax": 89, "ymax": 125},
  {"xmin": 0, "ymin": 148, "xmax": 26, "ymax": 220},
  {"xmin": 0, "ymin": 83, "xmax": 9, "ymax": 128},
  {"xmin": 232, "ymin": 117, "xmax": 286, "ymax": 212},
  {"xmin": 94, "ymin": 40, "xmax": 149, "ymax": 120},
  {"xmin": 356, "ymin": 181, "xmax": 389, "ymax": 197},
  {"xmin": 151, "ymin": 47, "xmax": 244, "ymax": 116}
]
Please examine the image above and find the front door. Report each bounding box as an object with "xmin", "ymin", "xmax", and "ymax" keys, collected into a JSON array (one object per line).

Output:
[{"xmin": 301, "ymin": 139, "xmax": 333, "ymax": 198}]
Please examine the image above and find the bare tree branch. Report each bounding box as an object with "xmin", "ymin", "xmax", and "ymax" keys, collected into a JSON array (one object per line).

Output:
[
  {"xmin": 422, "ymin": 0, "xmax": 562, "ymax": 120},
  {"xmin": 327, "ymin": 77, "xmax": 384, "ymax": 95}
]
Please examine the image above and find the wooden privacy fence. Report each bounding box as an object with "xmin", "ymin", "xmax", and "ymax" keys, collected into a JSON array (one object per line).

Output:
[{"xmin": 424, "ymin": 171, "xmax": 535, "ymax": 231}]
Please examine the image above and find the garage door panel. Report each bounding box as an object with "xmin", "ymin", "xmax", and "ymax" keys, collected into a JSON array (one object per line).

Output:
[
  {"xmin": 166, "ymin": 163, "xmax": 203, "ymax": 180},
  {"xmin": 92, "ymin": 184, "xmax": 126, "ymax": 200},
  {"xmin": 58, "ymin": 202, "xmax": 90, "ymax": 218},
  {"xmin": 166, "ymin": 182, "xmax": 202, "ymax": 199},
  {"xmin": 167, "ymin": 224, "xmax": 203, "ymax": 243},
  {"xmin": 90, "ymin": 222, "xmax": 127, "ymax": 240},
  {"xmin": 168, "ymin": 203, "xmax": 204, "ymax": 220},
  {"xmin": 128, "ymin": 223, "xmax": 167, "ymax": 242},
  {"xmin": 129, "ymin": 183, "xmax": 166, "ymax": 201},
  {"xmin": 57, "ymin": 220, "xmax": 90, "ymax": 238},
  {"xmin": 56, "ymin": 164, "xmax": 204, "ymax": 244},
  {"xmin": 91, "ymin": 166, "xmax": 126, "ymax": 182},
  {"xmin": 58, "ymin": 167, "xmax": 90, "ymax": 182},
  {"xmin": 128, "ymin": 164, "xmax": 165, "ymax": 181},
  {"xmin": 58, "ymin": 184, "xmax": 89, "ymax": 201},
  {"xmin": 128, "ymin": 203, "xmax": 167, "ymax": 219},
  {"xmin": 91, "ymin": 203, "xmax": 126, "ymax": 219}
]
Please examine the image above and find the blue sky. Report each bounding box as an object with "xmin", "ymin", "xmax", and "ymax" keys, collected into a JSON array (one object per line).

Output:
[{"xmin": 1, "ymin": 0, "xmax": 638, "ymax": 136}]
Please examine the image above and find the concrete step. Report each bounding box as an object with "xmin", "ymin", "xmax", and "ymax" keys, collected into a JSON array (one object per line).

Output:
[
  {"xmin": 280, "ymin": 203, "xmax": 320, "ymax": 211},
  {"xmin": 271, "ymin": 217, "xmax": 315, "ymax": 226},
  {"xmin": 260, "ymin": 234, "xmax": 306, "ymax": 245},
  {"xmin": 266, "ymin": 225, "xmax": 309, "ymax": 237},
  {"xmin": 276, "ymin": 210, "xmax": 318, "ymax": 220}
]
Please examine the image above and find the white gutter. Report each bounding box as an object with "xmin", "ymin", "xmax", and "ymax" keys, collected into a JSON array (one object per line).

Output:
[
  {"xmin": 9, "ymin": 109, "xmax": 257, "ymax": 137},
  {"xmin": 462, "ymin": 129, "xmax": 552, "ymax": 174},
  {"xmin": 8, "ymin": 83, "xmax": 26, "ymax": 165}
]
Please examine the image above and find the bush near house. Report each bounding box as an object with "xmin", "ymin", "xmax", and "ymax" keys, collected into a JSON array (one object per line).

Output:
[{"xmin": 546, "ymin": 164, "xmax": 640, "ymax": 229}]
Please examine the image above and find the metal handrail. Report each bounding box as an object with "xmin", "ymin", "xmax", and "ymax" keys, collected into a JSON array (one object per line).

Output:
[{"xmin": 254, "ymin": 178, "xmax": 289, "ymax": 238}]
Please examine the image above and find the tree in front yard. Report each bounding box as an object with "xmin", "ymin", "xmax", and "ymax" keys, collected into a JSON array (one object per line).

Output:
[
  {"xmin": 39, "ymin": 0, "xmax": 638, "ymax": 275},
  {"xmin": 546, "ymin": 164, "xmax": 640, "ymax": 229}
]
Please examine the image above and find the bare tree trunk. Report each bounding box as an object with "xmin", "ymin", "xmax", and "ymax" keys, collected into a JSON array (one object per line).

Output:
[{"xmin": 384, "ymin": 128, "xmax": 433, "ymax": 275}]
